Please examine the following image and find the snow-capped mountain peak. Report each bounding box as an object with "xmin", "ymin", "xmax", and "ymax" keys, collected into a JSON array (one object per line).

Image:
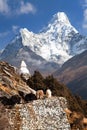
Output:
[
  {"xmin": 20, "ymin": 28, "xmax": 33, "ymax": 36},
  {"xmin": 20, "ymin": 28, "xmax": 33, "ymax": 43},
  {"xmin": 19, "ymin": 12, "xmax": 79, "ymax": 65},
  {"xmin": 0, "ymin": 11, "xmax": 87, "ymax": 73},
  {"xmin": 53, "ymin": 12, "xmax": 70, "ymax": 24},
  {"xmin": 47, "ymin": 12, "xmax": 78, "ymax": 34}
]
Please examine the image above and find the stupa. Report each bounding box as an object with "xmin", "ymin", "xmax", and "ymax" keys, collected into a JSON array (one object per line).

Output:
[{"xmin": 19, "ymin": 60, "xmax": 31, "ymax": 80}]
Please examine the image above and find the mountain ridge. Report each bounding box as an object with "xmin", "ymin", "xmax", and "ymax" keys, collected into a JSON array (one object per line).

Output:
[
  {"xmin": 0, "ymin": 12, "xmax": 87, "ymax": 74},
  {"xmin": 53, "ymin": 50, "xmax": 87, "ymax": 99}
]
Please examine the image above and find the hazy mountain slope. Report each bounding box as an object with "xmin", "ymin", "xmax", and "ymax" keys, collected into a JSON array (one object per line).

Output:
[
  {"xmin": 53, "ymin": 50, "xmax": 87, "ymax": 99},
  {"xmin": 0, "ymin": 37, "xmax": 59, "ymax": 75}
]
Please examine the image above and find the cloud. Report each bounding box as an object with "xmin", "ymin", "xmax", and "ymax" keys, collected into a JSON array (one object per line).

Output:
[
  {"xmin": 0, "ymin": 0, "xmax": 10, "ymax": 14},
  {"xmin": 0, "ymin": 25, "xmax": 19, "ymax": 39},
  {"xmin": 83, "ymin": 9, "xmax": 87, "ymax": 28},
  {"xmin": 0, "ymin": 0, "xmax": 36, "ymax": 16},
  {"xmin": 12, "ymin": 25, "xmax": 20, "ymax": 33},
  {"xmin": 0, "ymin": 31, "xmax": 10, "ymax": 38},
  {"xmin": 82, "ymin": 0, "xmax": 87, "ymax": 7},
  {"xmin": 82, "ymin": 0, "xmax": 87, "ymax": 29},
  {"xmin": 17, "ymin": 1, "xmax": 36, "ymax": 15}
]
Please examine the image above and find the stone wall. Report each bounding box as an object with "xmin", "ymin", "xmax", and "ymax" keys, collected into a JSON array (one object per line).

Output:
[{"xmin": 6, "ymin": 97, "xmax": 70, "ymax": 130}]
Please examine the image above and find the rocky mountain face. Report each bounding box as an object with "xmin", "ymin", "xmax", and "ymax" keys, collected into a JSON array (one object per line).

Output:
[
  {"xmin": 53, "ymin": 50, "xmax": 87, "ymax": 99},
  {"xmin": 0, "ymin": 12, "xmax": 87, "ymax": 74}
]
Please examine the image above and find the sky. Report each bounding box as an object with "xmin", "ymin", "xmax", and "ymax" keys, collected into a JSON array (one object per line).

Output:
[{"xmin": 0, "ymin": 0, "xmax": 87, "ymax": 50}]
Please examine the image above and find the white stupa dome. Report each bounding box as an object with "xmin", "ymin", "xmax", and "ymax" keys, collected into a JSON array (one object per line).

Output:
[{"xmin": 19, "ymin": 60, "xmax": 31, "ymax": 76}]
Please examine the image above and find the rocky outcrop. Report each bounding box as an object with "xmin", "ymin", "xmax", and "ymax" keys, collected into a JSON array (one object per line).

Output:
[
  {"xmin": 0, "ymin": 61, "xmax": 71, "ymax": 129},
  {"xmin": 1, "ymin": 97, "xmax": 70, "ymax": 130},
  {"xmin": 0, "ymin": 61, "xmax": 36, "ymax": 105}
]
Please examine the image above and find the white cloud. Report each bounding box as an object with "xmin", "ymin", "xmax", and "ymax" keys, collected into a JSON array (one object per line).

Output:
[
  {"xmin": 83, "ymin": 0, "xmax": 87, "ymax": 7},
  {"xmin": 16, "ymin": 1, "xmax": 36, "ymax": 15},
  {"xmin": 0, "ymin": 0, "xmax": 36, "ymax": 16},
  {"xmin": 0, "ymin": 26, "xmax": 19, "ymax": 39},
  {"xmin": 82, "ymin": 0, "xmax": 87, "ymax": 29},
  {"xmin": 12, "ymin": 25, "xmax": 20, "ymax": 33},
  {"xmin": 0, "ymin": 31, "xmax": 9, "ymax": 38},
  {"xmin": 0, "ymin": 0, "xmax": 10, "ymax": 14},
  {"xmin": 84, "ymin": 9, "xmax": 87, "ymax": 21}
]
